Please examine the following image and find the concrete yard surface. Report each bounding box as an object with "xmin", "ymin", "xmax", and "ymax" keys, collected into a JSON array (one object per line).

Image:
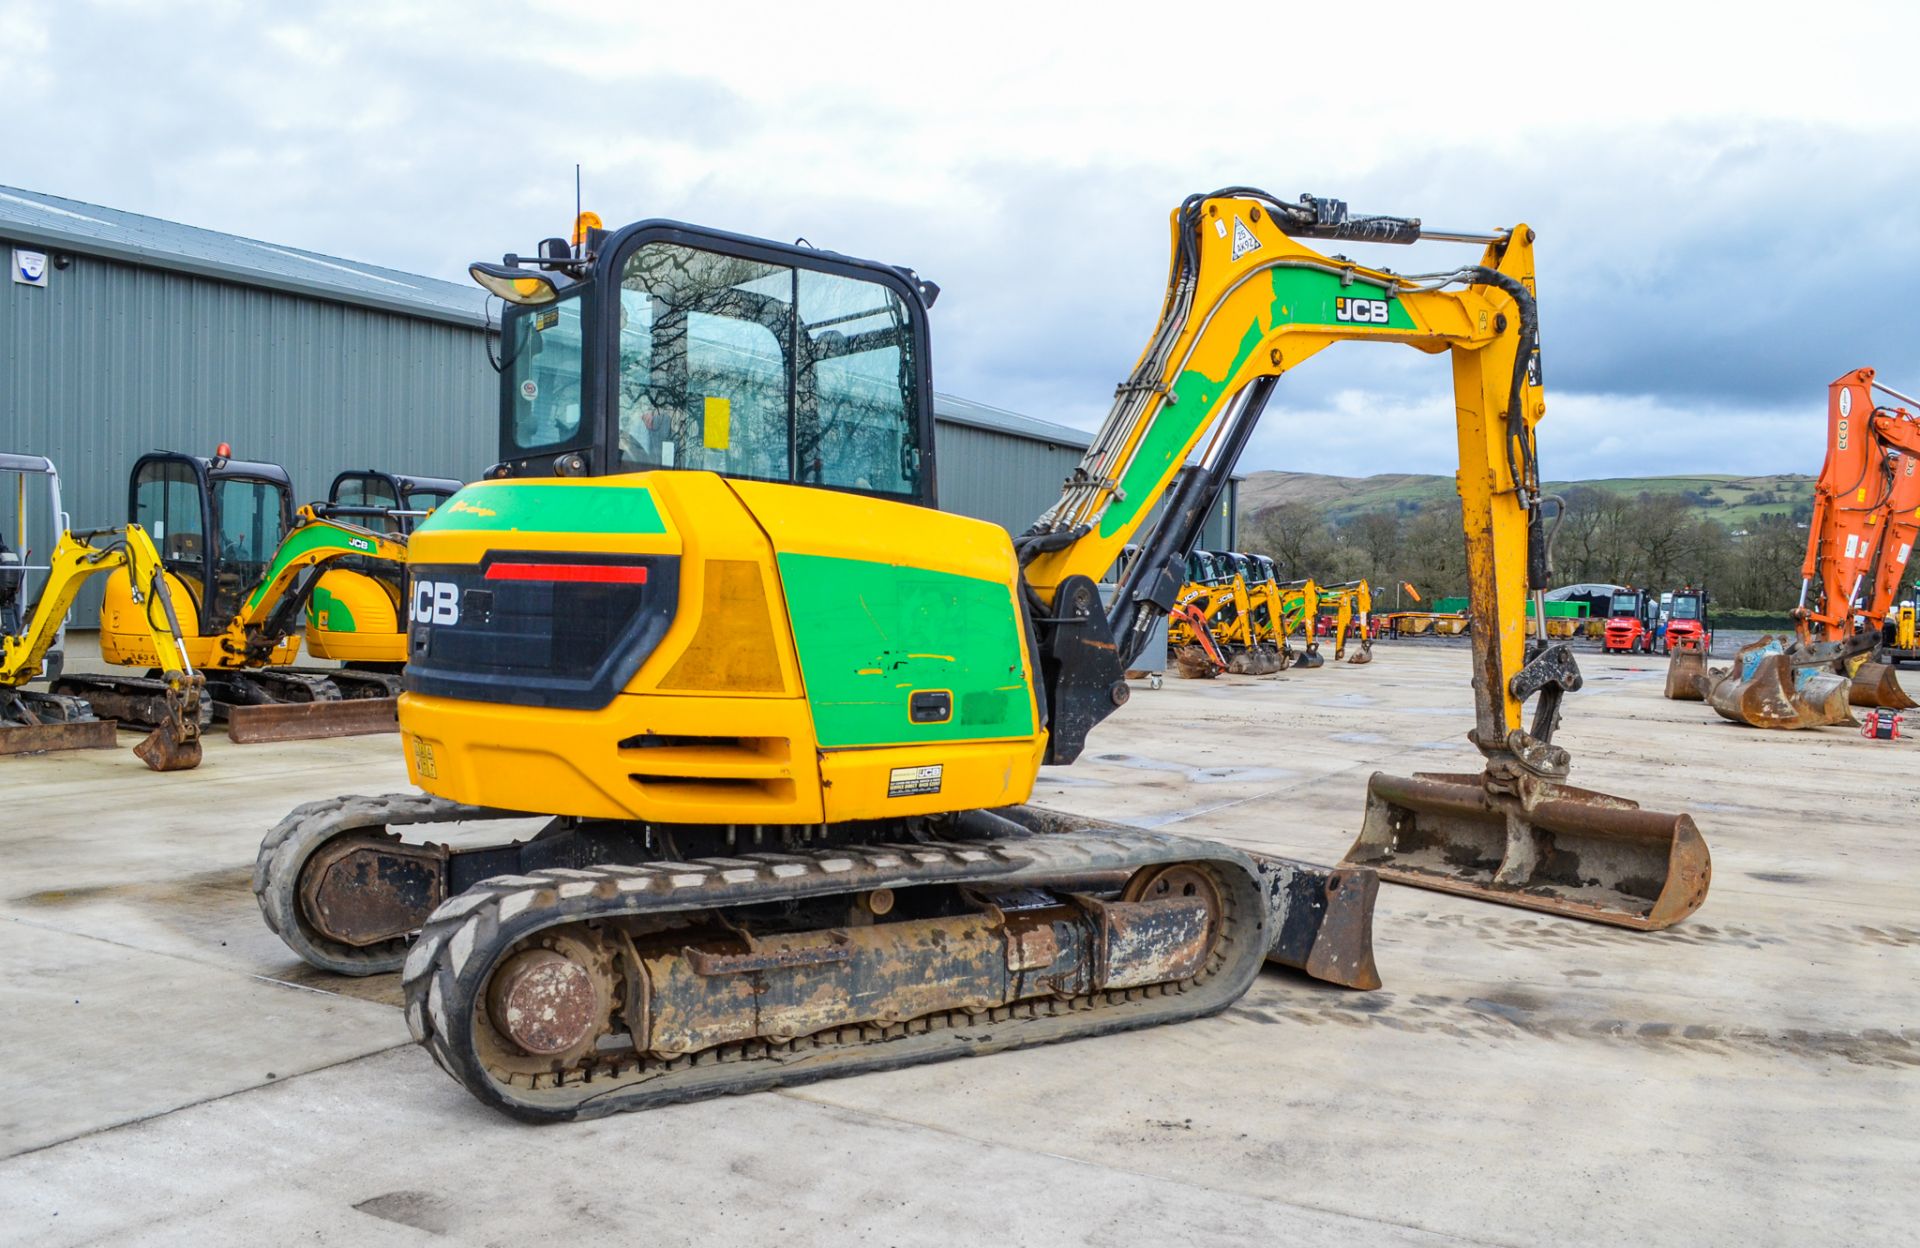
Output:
[{"xmin": 0, "ymin": 642, "xmax": 1915, "ymax": 1246}]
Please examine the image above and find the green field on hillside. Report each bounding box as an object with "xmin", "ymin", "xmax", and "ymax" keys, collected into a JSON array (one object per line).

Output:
[{"xmin": 1239, "ymin": 470, "xmax": 1814, "ymax": 528}]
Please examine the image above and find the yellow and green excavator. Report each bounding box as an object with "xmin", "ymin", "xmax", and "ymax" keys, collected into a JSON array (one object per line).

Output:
[
  {"xmin": 256, "ymin": 191, "xmax": 1710, "ymax": 1121},
  {"xmin": 52, "ymin": 451, "xmax": 414, "ymax": 743},
  {"xmin": 1, "ymin": 453, "xmax": 203, "ymax": 769}
]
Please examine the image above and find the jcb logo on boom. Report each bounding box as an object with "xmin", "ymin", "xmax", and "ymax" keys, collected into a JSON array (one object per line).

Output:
[
  {"xmin": 411, "ymin": 581, "xmax": 460, "ymax": 626},
  {"xmin": 1335, "ymin": 297, "xmax": 1391, "ymax": 324}
]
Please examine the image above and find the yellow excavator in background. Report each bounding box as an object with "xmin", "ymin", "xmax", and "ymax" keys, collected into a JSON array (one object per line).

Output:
[
  {"xmin": 1168, "ymin": 549, "xmax": 1286, "ymax": 674},
  {"xmin": 1317, "ymin": 580, "xmax": 1375, "ymax": 664},
  {"xmin": 256, "ymin": 190, "xmax": 1709, "ymax": 1121},
  {"xmin": 304, "ymin": 469, "xmax": 462, "ymax": 666},
  {"xmin": 1, "ymin": 453, "xmax": 203, "ymax": 769},
  {"xmin": 52, "ymin": 451, "xmax": 412, "ymax": 743}
]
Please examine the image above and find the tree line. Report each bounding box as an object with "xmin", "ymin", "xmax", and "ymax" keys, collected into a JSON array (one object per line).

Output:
[{"xmin": 1241, "ymin": 486, "xmax": 1811, "ymax": 611}]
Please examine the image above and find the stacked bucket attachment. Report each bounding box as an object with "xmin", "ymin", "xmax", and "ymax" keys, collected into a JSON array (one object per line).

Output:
[
  {"xmin": 1664, "ymin": 637, "xmax": 1710, "ymax": 701},
  {"xmin": 1345, "ymin": 770, "xmax": 1711, "ymax": 931},
  {"xmin": 1690, "ymin": 636, "xmax": 1855, "ymax": 730},
  {"xmin": 1843, "ymin": 653, "xmax": 1915, "ymax": 710}
]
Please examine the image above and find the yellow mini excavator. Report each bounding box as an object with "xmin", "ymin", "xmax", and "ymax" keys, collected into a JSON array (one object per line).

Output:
[
  {"xmin": 1317, "ymin": 580, "xmax": 1375, "ymax": 664},
  {"xmin": 53, "ymin": 450, "xmax": 411, "ymax": 743},
  {"xmin": 1, "ymin": 453, "xmax": 203, "ymax": 769},
  {"xmin": 304, "ymin": 469, "xmax": 462, "ymax": 666},
  {"xmin": 256, "ymin": 191, "xmax": 1709, "ymax": 1121}
]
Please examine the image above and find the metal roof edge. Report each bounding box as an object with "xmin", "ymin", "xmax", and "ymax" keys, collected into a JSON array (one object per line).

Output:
[{"xmin": 0, "ymin": 216, "xmax": 492, "ymax": 331}]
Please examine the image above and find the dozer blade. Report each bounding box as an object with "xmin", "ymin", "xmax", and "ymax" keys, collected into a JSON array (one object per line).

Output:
[
  {"xmin": 0, "ymin": 719, "xmax": 119, "ymax": 757},
  {"xmin": 227, "ymin": 696, "xmax": 398, "ymax": 744},
  {"xmin": 1663, "ymin": 645, "xmax": 1708, "ymax": 700},
  {"xmin": 1705, "ymin": 640, "xmax": 1852, "ymax": 729},
  {"xmin": 1246, "ymin": 852, "xmax": 1381, "ymax": 989},
  {"xmin": 1846, "ymin": 659, "xmax": 1917, "ymax": 710},
  {"xmin": 1344, "ymin": 771, "xmax": 1710, "ymax": 930}
]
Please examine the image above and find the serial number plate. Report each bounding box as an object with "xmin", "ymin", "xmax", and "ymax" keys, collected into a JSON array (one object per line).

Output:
[{"xmin": 887, "ymin": 764, "xmax": 942, "ymax": 798}]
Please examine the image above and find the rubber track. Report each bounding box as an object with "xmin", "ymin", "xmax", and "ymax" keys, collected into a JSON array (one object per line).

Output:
[
  {"xmin": 402, "ymin": 828, "xmax": 1269, "ymax": 1122},
  {"xmin": 254, "ymin": 791, "xmax": 523, "ymax": 975}
]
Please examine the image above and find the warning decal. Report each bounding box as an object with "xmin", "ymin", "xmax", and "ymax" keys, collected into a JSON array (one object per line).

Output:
[
  {"xmin": 888, "ymin": 764, "xmax": 943, "ymax": 798},
  {"xmin": 1230, "ymin": 217, "xmax": 1262, "ymax": 261}
]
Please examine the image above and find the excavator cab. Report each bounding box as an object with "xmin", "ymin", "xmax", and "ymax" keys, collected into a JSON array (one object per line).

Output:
[
  {"xmin": 325, "ymin": 470, "xmax": 462, "ymax": 535},
  {"xmin": 125, "ymin": 451, "xmax": 295, "ymax": 643},
  {"xmin": 487, "ymin": 221, "xmax": 939, "ymax": 506}
]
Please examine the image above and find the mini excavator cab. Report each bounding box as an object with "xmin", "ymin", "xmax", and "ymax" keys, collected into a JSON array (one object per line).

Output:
[
  {"xmin": 130, "ymin": 451, "xmax": 295, "ymax": 636},
  {"xmin": 485, "ymin": 221, "xmax": 939, "ymax": 505},
  {"xmin": 327, "ymin": 470, "xmax": 462, "ymax": 535}
]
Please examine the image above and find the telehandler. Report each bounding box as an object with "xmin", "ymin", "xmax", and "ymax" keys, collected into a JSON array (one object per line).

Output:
[
  {"xmin": 52, "ymin": 450, "xmax": 412, "ymax": 743},
  {"xmin": 256, "ymin": 191, "xmax": 1709, "ymax": 1121},
  {"xmin": 1, "ymin": 453, "xmax": 203, "ymax": 769}
]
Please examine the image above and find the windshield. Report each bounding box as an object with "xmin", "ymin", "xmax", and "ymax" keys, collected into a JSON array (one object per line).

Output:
[
  {"xmin": 1609, "ymin": 593, "xmax": 1641, "ymax": 616},
  {"xmin": 1671, "ymin": 596, "xmax": 1702, "ymax": 620},
  {"xmin": 505, "ymin": 293, "xmax": 587, "ymax": 455},
  {"xmin": 615, "ymin": 241, "xmax": 921, "ymax": 495}
]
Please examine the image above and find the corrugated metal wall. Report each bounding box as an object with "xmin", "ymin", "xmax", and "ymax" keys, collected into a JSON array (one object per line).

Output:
[
  {"xmin": 933, "ymin": 421, "xmax": 1235, "ymax": 549},
  {"xmin": 2, "ymin": 248, "xmax": 495, "ymax": 614}
]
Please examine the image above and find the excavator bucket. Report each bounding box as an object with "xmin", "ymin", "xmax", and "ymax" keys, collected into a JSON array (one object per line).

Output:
[
  {"xmin": 1290, "ymin": 643, "xmax": 1324, "ymax": 670},
  {"xmin": 1845, "ymin": 658, "xmax": 1916, "ymax": 710},
  {"xmin": 1226, "ymin": 646, "xmax": 1285, "ymax": 675},
  {"xmin": 130, "ymin": 676, "xmax": 203, "ymax": 772},
  {"xmin": 1345, "ymin": 770, "xmax": 1711, "ymax": 930},
  {"xmin": 1663, "ymin": 641, "xmax": 1708, "ymax": 700},
  {"xmin": 1347, "ymin": 638, "xmax": 1373, "ymax": 666},
  {"xmin": 1705, "ymin": 638, "xmax": 1853, "ymax": 730}
]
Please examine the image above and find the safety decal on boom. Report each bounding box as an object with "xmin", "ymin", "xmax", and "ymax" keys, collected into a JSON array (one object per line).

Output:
[{"xmin": 1230, "ymin": 217, "xmax": 1262, "ymax": 261}]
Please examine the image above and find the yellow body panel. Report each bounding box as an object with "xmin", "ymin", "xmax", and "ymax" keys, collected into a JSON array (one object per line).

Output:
[
  {"xmin": 401, "ymin": 471, "xmax": 1045, "ymax": 824},
  {"xmin": 304, "ymin": 567, "xmax": 405, "ymax": 662},
  {"xmin": 99, "ymin": 569, "xmax": 299, "ymax": 667}
]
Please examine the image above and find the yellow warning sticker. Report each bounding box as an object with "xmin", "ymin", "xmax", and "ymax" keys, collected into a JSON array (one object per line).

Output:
[{"xmin": 704, "ymin": 396, "xmax": 731, "ymax": 450}]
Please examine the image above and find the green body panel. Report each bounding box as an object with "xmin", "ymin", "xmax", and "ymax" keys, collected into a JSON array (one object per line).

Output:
[
  {"xmin": 244, "ymin": 523, "xmax": 382, "ymax": 613},
  {"xmin": 1101, "ymin": 267, "xmax": 1411, "ymax": 538},
  {"xmin": 775, "ymin": 551, "xmax": 1036, "ymax": 749},
  {"xmin": 417, "ymin": 484, "xmax": 666, "ymax": 536},
  {"xmin": 306, "ymin": 584, "xmax": 357, "ymax": 632}
]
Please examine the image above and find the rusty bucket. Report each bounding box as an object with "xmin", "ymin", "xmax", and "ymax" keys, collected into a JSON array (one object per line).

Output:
[
  {"xmin": 1845, "ymin": 658, "xmax": 1917, "ymax": 710},
  {"xmin": 1664, "ymin": 642, "xmax": 1708, "ymax": 700},
  {"xmin": 1344, "ymin": 771, "xmax": 1710, "ymax": 930},
  {"xmin": 1706, "ymin": 638, "xmax": 1853, "ymax": 730}
]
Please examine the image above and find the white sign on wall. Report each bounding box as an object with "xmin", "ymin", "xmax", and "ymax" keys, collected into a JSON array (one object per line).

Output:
[{"xmin": 13, "ymin": 249, "xmax": 49, "ymax": 287}]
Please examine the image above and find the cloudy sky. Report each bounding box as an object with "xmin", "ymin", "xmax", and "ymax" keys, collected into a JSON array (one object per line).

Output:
[{"xmin": 6, "ymin": 1, "xmax": 1919, "ymax": 480}]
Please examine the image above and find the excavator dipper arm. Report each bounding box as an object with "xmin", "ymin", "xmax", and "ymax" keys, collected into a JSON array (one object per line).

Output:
[
  {"xmin": 217, "ymin": 507, "xmax": 410, "ymax": 664},
  {"xmin": 2, "ymin": 526, "xmax": 203, "ymax": 769},
  {"xmin": 1018, "ymin": 189, "xmax": 1707, "ymax": 929}
]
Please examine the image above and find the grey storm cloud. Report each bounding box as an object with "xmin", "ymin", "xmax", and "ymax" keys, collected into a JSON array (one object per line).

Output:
[{"xmin": 3, "ymin": 2, "xmax": 1915, "ymax": 482}]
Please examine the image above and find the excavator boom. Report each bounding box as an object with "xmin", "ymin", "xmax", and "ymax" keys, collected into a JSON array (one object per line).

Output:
[{"xmin": 1016, "ymin": 190, "xmax": 1706, "ymax": 928}]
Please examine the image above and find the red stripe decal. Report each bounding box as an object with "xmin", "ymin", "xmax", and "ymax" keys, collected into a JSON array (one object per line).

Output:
[{"xmin": 486, "ymin": 562, "xmax": 648, "ymax": 584}]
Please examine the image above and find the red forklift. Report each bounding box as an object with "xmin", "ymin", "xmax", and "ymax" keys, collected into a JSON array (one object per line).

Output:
[
  {"xmin": 1602, "ymin": 587, "xmax": 1660, "ymax": 653},
  {"xmin": 1662, "ymin": 586, "xmax": 1711, "ymax": 655}
]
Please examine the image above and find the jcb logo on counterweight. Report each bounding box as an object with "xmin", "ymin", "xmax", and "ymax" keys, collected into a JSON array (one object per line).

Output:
[
  {"xmin": 411, "ymin": 581, "xmax": 460, "ymax": 625},
  {"xmin": 1335, "ymin": 296, "xmax": 1391, "ymax": 324}
]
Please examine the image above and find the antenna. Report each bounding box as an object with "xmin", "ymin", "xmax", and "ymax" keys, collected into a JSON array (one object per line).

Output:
[{"xmin": 574, "ymin": 164, "xmax": 582, "ymax": 257}]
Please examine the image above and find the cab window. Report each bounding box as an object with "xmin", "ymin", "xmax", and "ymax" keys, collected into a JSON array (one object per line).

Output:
[
  {"xmin": 134, "ymin": 461, "xmax": 205, "ymax": 566},
  {"xmin": 616, "ymin": 241, "xmax": 921, "ymax": 497}
]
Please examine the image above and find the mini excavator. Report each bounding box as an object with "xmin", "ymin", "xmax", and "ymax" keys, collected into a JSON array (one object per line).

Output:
[
  {"xmin": 304, "ymin": 469, "xmax": 462, "ymax": 667},
  {"xmin": 0, "ymin": 453, "xmax": 203, "ymax": 769},
  {"xmin": 52, "ymin": 451, "xmax": 413, "ymax": 743},
  {"xmin": 257, "ymin": 191, "xmax": 1710, "ymax": 1121}
]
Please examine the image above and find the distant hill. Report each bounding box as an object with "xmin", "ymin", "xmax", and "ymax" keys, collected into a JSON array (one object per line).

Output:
[{"xmin": 1238, "ymin": 470, "xmax": 1816, "ymax": 529}]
